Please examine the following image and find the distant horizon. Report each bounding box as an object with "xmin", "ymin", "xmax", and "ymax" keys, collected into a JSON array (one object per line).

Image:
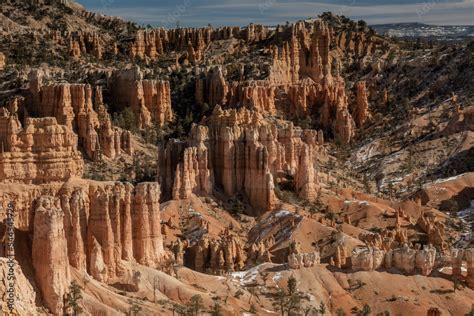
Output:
[{"xmin": 76, "ymin": 0, "xmax": 474, "ymax": 28}]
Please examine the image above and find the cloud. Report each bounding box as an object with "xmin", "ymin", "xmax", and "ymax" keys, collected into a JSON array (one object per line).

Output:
[{"xmin": 78, "ymin": 0, "xmax": 474, "ymax": 26}]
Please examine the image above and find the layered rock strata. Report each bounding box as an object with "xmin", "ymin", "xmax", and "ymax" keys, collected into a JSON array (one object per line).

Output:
[
  {"xmin": 32, "ymin": 196, "xmax": 71, "ymax": 315},
  {"xmin": 159, "ymin": 107, "xmax": 323, "ymax": 214},
  {"xmin": 354, "ymin": 81, "xmax": 370, "ymax": 127},
  {"xmin": 28, "ymin": 71, "xmax": 132, "ymax": 160},
  {"xmin": 108, "ymin": 67, "xmax": 173, "ymax": 128},
  {"xmin": 0, "ymin": 109, "xmax": 83, "ymax": 183},
  {"xmin": 288, "ymin": 252, "xmax": 320, "ymax": 269},
  {"xmin": 193, "ymin": 20, "xmax": 360, "ymax": 143},
  {"xmin": 351, "ymin": 244, "xmax": 439, "ymax": 277},
  {"xmin": 1, "ymin": 180, "xmax": 165, "ymax": 314},
  {"xmin": 60, "ymin": 181, "xmax": 164, "ymax": 281},
  {"xmin": 190, "ymin": 234, "xmax": 246, "ymax": 273},
  {"xmin": 128, "ymin": 25, "xmax": 270, "ymax": 60}
]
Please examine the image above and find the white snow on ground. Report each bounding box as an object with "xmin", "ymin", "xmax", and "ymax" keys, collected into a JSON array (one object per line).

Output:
[
  {"xmin": 262, "ymin": 309, "xmax": 277, "ymax": 314},
  {"xmin": 440, "ymin": 266, "xmax": 468, "ymax": 273},
  {"xmin": 454, "ymin": 199, "xmax": 473, "ymax": 247},
  {"xmin": 272, "ymin": 272, "xmax": 283, "ymax": 283},
  {"xmin": 275, "ymin": 209, "xmax": 291, "ymax": 218},
  {"xmin": 230, "ymin": 265, "xmax": 261, "ymax": 286},
  {"xmin": 429, "ymin": 173, "xmax": 468, "ymax": 185},
  {"xmin": 344, "ymin": 200, "xmax": 369, "ymax": 206}
]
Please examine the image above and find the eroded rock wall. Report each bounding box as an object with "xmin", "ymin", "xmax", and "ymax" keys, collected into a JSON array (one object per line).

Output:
[
  {"xmin": 0, "ymin": 110, "xmax": 83, "ymax": 184},
  {"xmin": 159, "ymin": 107, "xmax": 323, "ymax": 214}
]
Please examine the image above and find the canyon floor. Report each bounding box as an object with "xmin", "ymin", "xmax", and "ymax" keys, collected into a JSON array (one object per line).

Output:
[{"xmin": 0, "ymin": 1, "xmax": 473, "ymax": 315}]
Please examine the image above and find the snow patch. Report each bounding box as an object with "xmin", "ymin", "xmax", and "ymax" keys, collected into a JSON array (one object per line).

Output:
[
  {"xmin": 230, "ymin": 265, "xmax": 261, "ymax": 286},
  {"xmin": 275, "ymin": 209, "xmax": 291, "ymax": 218},
  {"xmin": 430, "ymin": 173, "xmax": 467, "ymax": 185}
]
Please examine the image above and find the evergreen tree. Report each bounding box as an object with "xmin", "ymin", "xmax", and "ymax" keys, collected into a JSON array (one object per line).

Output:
[
  {"xmin": 128, "ymin": 301, "xmax": 142, "ymax": 316},
  {"xmin": 210, "ymin": 297, "xmax": 223, "ymax": 316},
  {"xmin": 188, "ymin": 294, "xmax": 204, "ymax": 316},
  {"xmin": 65, "ymin": 281, "xmax": 83, "ymax": 316},
  {"xmin": 319, "ymin": 302, "xmax": 327, "ymax": 315}
]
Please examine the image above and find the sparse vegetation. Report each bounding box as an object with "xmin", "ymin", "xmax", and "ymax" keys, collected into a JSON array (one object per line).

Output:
[{"xmin": 65, "ymin": 281, "xmax": 83, "ymax": 316}]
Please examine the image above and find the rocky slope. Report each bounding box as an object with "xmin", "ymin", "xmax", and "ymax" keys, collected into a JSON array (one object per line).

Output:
[{"xmin": 0, "ymin": 1, "xmax": 473, "ymax": 315}]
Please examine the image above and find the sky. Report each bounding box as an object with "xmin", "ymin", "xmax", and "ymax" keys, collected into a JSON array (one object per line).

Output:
[{"xmin": 77, "ymin": 0, "xmax": 474, "ymax": 27}]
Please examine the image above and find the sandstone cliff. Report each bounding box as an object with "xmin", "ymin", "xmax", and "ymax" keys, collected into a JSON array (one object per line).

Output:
[
  {"xmin": 159, "ymin": 107, "xmax": 323, "ymax": 214},
  {"xmin": 109, "ymin": 67, "xmax": 173, "ymax": 128},
  {"xmin": 28, "ymin": 71, "xmax": 132, "ymax": 160},
  {"xmin": 0, "ymin": 109, "xmax": 83, "ymax": 184},
  {"xmin": 32, "ymin": 196, "xmax": 71, "ymax": 315}
]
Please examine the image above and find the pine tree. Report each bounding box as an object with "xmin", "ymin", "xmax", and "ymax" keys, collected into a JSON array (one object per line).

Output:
[
  {"xmin": 273, "ymin": 288, "xmax": 286, "ymax": 316},
  {"xmin": 286, "ymin": 276, "xmax": 302, "ymax": 315},
  {"xmin": 336, "ymin": 308, "xmax": 347, "ymax": 316},
  {"xmin": 210, "ymin": 297, "xmax": 223, "ymax": 316},
  {"xmin": 65, "ymin": 281, "xmax": 83, "ymax": 316},
  {"xmin": 359, "ymin": 304, "xmax": 371, "ymax": 316},
  {"xmin": 319, "ymin": 302, "xmax": 327, "ymax": 315},
  {"xmin": 188, "ymin": 294, "xmax": 204, "ymax": 316}
]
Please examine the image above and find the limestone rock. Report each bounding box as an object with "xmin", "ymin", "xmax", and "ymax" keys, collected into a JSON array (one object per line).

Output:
[
  {"xmin": 466, "ymin": 249, "xmax": 474, "ymax": 289},
  {"xmin": 0, "ymin": 113, "xmax": 83, "ymax": 184},
  {"xmin": 354, "ymin": 81, "xmax": 370, "ymax": 127},
  {"xmin": 132, "ymin": 183, "xmax": 164, "ymax": 266},
  {"xmin": 351, "ymin": 246, "xmax": 385, "ymax": 271},
  {"xmin": 56, "ymin": 181, "xmax": 165, "ymax": 282},
  {"xmin": 128, "ymin": 26, "xmax": 270, "ymax": 60},
  {"xmin": 228, "ymin": 81, "xmax": 276, "ymax": 114},
  {"xmin": 191, "ymin": 234, "xmax": 246, "ymax": 273},
  {"xmin": 160, "ymin": 107, "xmax": 322, "ymax": 214},
  {"xmin": 0, "ymin": 52, "xmax": 5, "ymax": 70},
  {"xmin": 27, "ymin": 73, "xmax": 131, "ymax": 160},
  {"xmin": 195, "ymin": 66, "xmax": 229, "ymax": 108},
  {"xmin": 417, "ymin": 211, "xmax": 446, "ymax": 248},
  {"xmin": 32, "ymin": 196, "xmax": 70, "ymax": 315},
  {"xmin": 288, "ymin": 252, "xmax": 320, "ymax": 269},
  {"xmin": 415, "ymin": 245, "xmax": 436, "ymax": 276},
  {"xmin": 109, "ymin": 67, "xmax": 173, "ymax": 128}
]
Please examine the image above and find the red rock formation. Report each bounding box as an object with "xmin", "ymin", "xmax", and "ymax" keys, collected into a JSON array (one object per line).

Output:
[
  {"xmin": 67, "ymin": 31, "xmax": 105, "ymax": 59},
  {"xmin": 351, "ymin": 246, "xmax": 385, "ymax": 271},
  {"xmin": 190, "ymin": 234, "xmax": 245, "ymax": 273},
  {"xmin": 30, "ymin": 181, "xmax": 167, "ymax": 284},
  {"xmin": 172, "ymin": 143, "xmax": 212, "ymax": 200},
  {"xmin": 128, "ymin": 25, "xmax": 270, "ymax": 60},
  {"xmin": 192, "ymin": 20, "xmax": 360, "ymax": 143},
  {"xmin": 28, "ymin": 72, "xmax": 132, "ymax": 160},
  {"xmin": 273, "ymin": 21, "xmax": 357, "ymax": 142},
  {"xmin": 132, "ymin": 183, "xmax": 164, "ymax": 266},
  {"xmin": 109, "ymin": 67, "xmax": 173, "ymax": 128},
  {"xmin": 352, "ymin": 244, "xmax": 436, "ymax": 276},
  {"xmin": 32, "ymin": 196, "xmax": 70, "ymax": 315},
  {"xmin": 417, "ymin": 211, "xmax": 446, "ymax": 248},
  {"xmin": 288, "ymin": 252, "xmax": 320, "ymax": 269},
  {"xmin": 228, "ymin": 81, "xmax": 277, "ymax": 113},
  {"xmin": 295, "ymin": 145, "xmax": 318, "ymax": 200},
  {"xmin": 354, "ymin": 81, "xmax": 370, "ymax": 127},
  {"xmin": 160, "ymin": 107, "xmax": 323, "ymax": 214},
  {"xmin": 0, "ymin": 52, "xmax": 6, "ymax": 70},
  {"xmin": 0, "ymin": 112, "xmax": 83, "ymax": 184},
  {"xmin": 195, "ymin": 66, "xmax": 229, "ymax": 108},
  {"xmin": 466, "ymin": 249, "xmax": 474, "ymax": 289}
]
